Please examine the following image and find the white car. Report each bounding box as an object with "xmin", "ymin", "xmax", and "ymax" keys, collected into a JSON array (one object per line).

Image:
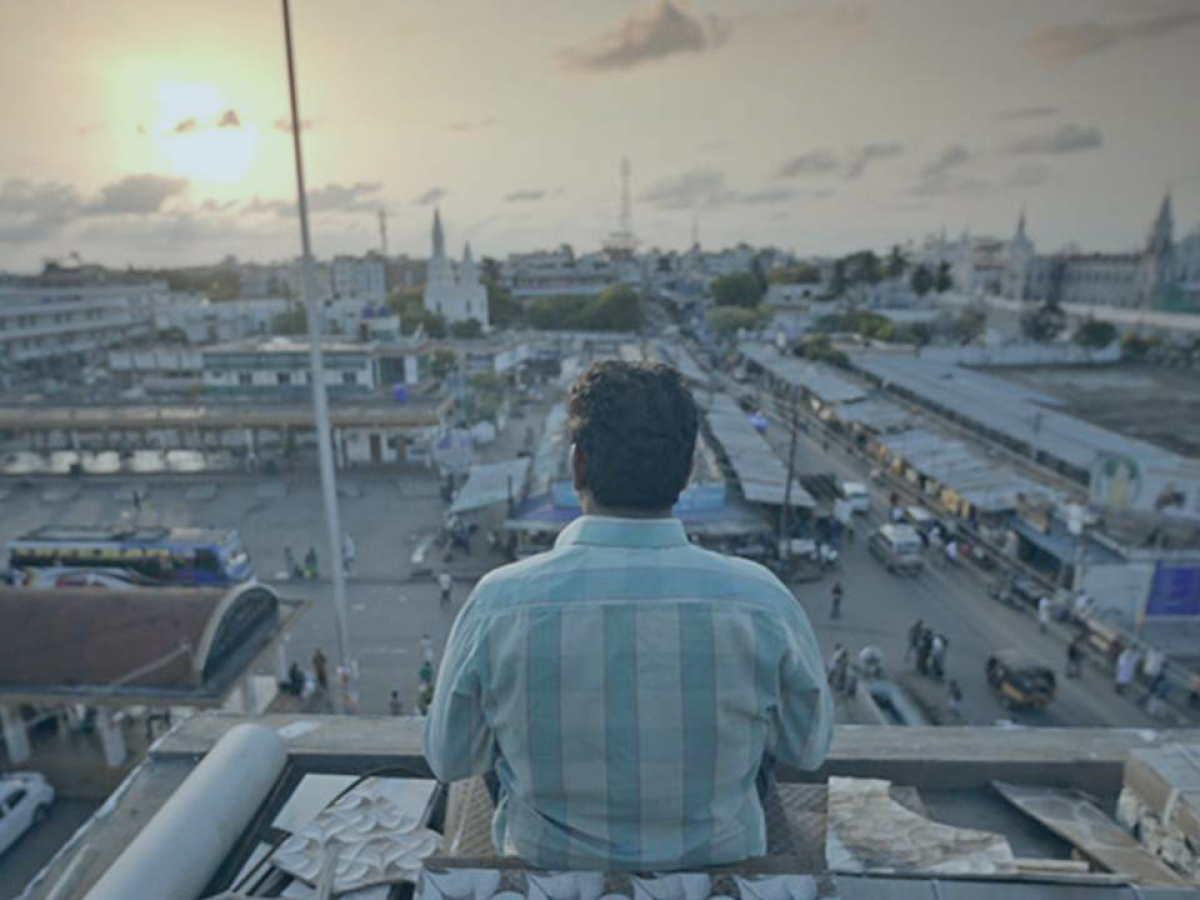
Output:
[
  {"xmin": 0, "ymin": 772, "xmax": 55, "ymax": 857},
  {"xmin": 840, "ymin": 481, "xmax": 871, "ymax": 515}
]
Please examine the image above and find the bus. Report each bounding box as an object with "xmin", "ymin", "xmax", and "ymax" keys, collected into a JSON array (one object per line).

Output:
[{"xmin": 6, "ymin": 526, "xmax": 254, "ymax": 588}]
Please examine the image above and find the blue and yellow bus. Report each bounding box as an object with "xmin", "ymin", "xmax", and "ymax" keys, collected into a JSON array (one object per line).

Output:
[{"xmin": 6, "ymin": 526, "xmax": 254, "ymax": 588}]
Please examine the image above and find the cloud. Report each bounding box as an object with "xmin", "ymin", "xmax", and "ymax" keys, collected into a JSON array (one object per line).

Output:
[
  {"xmin": 246, "ymin": 181, "xmax": 383, "ymax": 218},
  {"xmin": 273, "ymin": 118, "xmax": 316, "ymax": 134},
  {"xmin": 640, "ymin": 170, "xmax": 733, "ymax": 210},
  {"xmin": 0, "ymin": 178, "xmax": 84, "ymax": 242},
  {"xmin": 504, "ymin": 189, "xmax": 547, "ymax": 203},
  {"xmin": 913, "ymin": 145, "xmax": 985, "ymax": 196},
  {"xmin": 447, "ymin": 117, "xmax": 500, "ymax": 132},
  {"xmin": 786, "ymin": 3, "xmax": 872, "ymax": 40},
  {"xmin": 920, "ymin": 144, "xmax": 971, "ymax": 179},
  {"xmin": 85, "ymin": 174, "xmax": 188, "ymax": 215},
  {"xmin": 1008, "ymin": 123, "xmax": 1102, "ymax": 155},
  {"xmin": 776, "ymin": 142, "xmax": 903, "ymax": 181},
  {"xmin": 560, "ymin": 1, "xmax": 731, "ymax": 73},
  {"xmin": 173, "ymin": 117, "xmax": 198, "ymax": 135},
  {"xmin": 75, "ymin": 122, "xmax": 107, "ymax": 137},
  {"xmin": 1004, "ymin": 163, "xmax": 1052, "ymax": 189},
  {"xmin": 776, "ymin": 151, "xmax": 840, "ymax": 179},
  {"xmin": 997, "ymin": 105, "xmax": 1058, "ymax": 121},
  {"xmin": 1031, "ymin": 9, "xmax": 1200, "ymax": 62},
  {"xmin": 217, "ymin": 109, "xmax": 241, "ymax": 128},
  {"xmin": 640, "ymin": 170, "xmax": 798, "ymax": 209},
  {"xmin": 414, "ymin": 186, "xmax": 447, "ymax": 206},
  {"xmin": 736, "ymin": 187, "xmax": 796, "ymax": 206},
  {"xmin": 308, "ymin": 181, "xmax": 382, "ymax": 213}
]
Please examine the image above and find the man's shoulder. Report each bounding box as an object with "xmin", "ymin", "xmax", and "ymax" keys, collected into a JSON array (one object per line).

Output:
[{"xmin": 468, "ymin": 547, "xmax": 579, "ymax": 604}]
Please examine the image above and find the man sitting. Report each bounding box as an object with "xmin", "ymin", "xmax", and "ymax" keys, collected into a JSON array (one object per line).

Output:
[{"xmin": 424, "ymin": 361, "xmax": 832, "ymax": 871}]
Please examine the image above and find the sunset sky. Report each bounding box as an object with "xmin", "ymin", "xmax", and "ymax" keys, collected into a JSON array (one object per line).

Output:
[{"xmin": 1, "ymin": 0, "xmax": 1198, "ymax": 270}]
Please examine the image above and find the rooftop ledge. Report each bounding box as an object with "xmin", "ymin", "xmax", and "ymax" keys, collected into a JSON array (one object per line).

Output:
[{"xmin": 20, "ymin": 714, "xmax": 1200, "ymax": 900}]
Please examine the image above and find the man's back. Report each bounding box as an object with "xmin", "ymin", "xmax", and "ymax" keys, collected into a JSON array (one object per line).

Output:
[{"xmin": 423, "ymin": 516, "xmax": 832, "ymax": 872}]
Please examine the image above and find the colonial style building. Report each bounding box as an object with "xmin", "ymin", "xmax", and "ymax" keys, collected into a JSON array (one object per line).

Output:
[
  {"xmin": 1001, "ymin": 193, "xmax": 1198, "ymax": 311},
  {"xmin": 422, "ymin": 209, "xmax": 489, "ymax": 330}
]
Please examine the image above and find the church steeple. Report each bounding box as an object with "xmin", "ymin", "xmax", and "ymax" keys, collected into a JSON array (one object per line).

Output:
[
  {"xmin": 1146, "ymin": 190, "xmax": 1173, "ymax": 256},
  {"xmin": 432, "ymin": 208, "xmax": 446, "ymax": 260},
  {"xmin": 1016, "ymin": 207, "xmax": 1027, "ymax": 240},
  {"xmin": 460, "ymin": 242, "xmax": 479, "ymax": 287}
]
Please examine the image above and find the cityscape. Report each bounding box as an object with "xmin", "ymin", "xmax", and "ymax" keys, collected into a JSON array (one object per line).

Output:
[{"xmin": 2, "ymin": 2, "xmax": 1200, "ymax": 899}]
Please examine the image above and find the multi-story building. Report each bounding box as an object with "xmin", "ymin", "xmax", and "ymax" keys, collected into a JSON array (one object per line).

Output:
[
  {"xmin": 503, "ymin": 245, "xmax": 620, "ymax": 299},
  {"xmin": 154, "ymin": 296, "xmax": 287, "ymax": 344},
  {"xmin": 1001, "ymin": 194, "xmax": 1194, "ymax": 310},
  {"xmin": 0, "ymin": 281, "xmax": 177, "ymax": 371},
  {"xmin": 332, "ymin": 254, "xmax": 387, "ymax": 301}
]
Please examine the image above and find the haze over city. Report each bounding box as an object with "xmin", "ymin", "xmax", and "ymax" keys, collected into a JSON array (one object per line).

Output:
[{"xmin": 2, "ymin": 0, "xmax": 1199, "ymax": 269}]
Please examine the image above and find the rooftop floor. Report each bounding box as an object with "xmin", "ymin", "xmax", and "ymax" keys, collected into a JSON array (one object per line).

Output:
[{"xmin": 990, "ymin": 364, "xmax": 1200, "ymax": 460}]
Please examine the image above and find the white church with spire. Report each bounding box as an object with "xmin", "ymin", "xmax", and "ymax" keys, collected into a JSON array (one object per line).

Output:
[{"xmin": 423, "ymin": 209, "xmax": 489, "ymax": 331}]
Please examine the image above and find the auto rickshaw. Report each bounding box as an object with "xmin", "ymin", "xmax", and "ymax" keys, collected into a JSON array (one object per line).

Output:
[{"xmin": 985, "ymin": 650, "xmax": 1057, "ymax": 710}]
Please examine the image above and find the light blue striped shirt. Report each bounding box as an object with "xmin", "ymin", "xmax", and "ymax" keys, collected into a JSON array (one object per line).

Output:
[{"xmin": 423, "ymin": 515, "xmax": 832, "ymax": 871}]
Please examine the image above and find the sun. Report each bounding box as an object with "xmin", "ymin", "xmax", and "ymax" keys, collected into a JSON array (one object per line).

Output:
[{"xmin": 152, "ymin": 81, "xmax": 258, "ymax": 184}]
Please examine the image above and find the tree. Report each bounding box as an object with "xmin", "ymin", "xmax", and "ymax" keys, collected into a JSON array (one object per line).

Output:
[
  {"xmin": 910, "ymin": 264, "xmax": 934, "ymax": 297},
  {"xmin": 712, "ymin": 271, "xmax": 765, "ymax": 308},
  {"xmin": 829, "ymin": 259, "xmax": 846, "ymax": 298},
  {"xmin": 431, "ymin": 349, "xmax": 457, "ymax": 380},
  {"xmin": 487, "ymin": 284, "xmax": 522, "ymax": 329},
  {"xmin": 770, "ymin": 262, "xmax": 821, "ymax": 285},
  {"xmin": 934, "ymin": 261, "xmax": 954, "ymax": 293},
  {"xmin": 524, "ymin": 285, "xmax": 643, "ymax": 332},
  {"xmin": 885, "ymin": 245, "xmax": 908, "ymax": 279},
  {"xmin": 449, "ymin": 318, "xmax": 484, "ymax": 339},
  {"xmin": 1074, "ymin": 318, "xmax": 1118, "ymax": 349},
  {"xmin": 1020, "ymin": 301, "xmax": 1067, "ymax": 343},
  {"xmin": 706, "ymin": 306, "xmax": 764, "ymax": 341},
  {"xmin": 952, "ymin": 307, "xmax": 986, "ymax": 344}
]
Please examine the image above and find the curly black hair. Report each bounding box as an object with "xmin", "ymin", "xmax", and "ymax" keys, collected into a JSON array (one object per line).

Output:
[{"xmin": 567, "ymin": 360, "xmax": 698, "ymax": 511}]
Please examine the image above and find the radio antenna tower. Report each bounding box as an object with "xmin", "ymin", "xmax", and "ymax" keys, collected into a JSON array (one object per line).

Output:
[
  {"xmin": 377, "ymin": 208, "xmax": 389, "ymax": 257},
  {"xmin": 604, "ymin": 156, "xmax": 638, "ymax": 259}
]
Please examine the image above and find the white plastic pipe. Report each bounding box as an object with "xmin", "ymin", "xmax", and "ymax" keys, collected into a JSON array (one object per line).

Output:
[{"xmin": 84, "ymin": 723, "xmax": 287, "ymax": 900}]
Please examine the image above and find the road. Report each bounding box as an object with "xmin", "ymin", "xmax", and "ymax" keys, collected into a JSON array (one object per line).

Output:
[{"xmin": 751, "ymin": 384, "xmax": 1165, "ymax": 729}]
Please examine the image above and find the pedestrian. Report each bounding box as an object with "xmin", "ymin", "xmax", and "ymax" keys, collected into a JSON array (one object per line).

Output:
[
  {"xmin": 930, "ymin": 633, "xmax": 947, "ymax": 681},
  {"xmin": 946, "ymin": 680, "xmax": 963, "ymax": 723},
  {"xmin": 438, "ymin": 570, "xmax": 453, "ymax": 607},
  {"xmin": 830, "ymin": 581, "xmax": 843, "ymax": 620},
  {"xmin": 312, "ymin": 648, "xmax": 328, "ymax": 691},
  {"xmin": 1115, "ymin": 646, "xmax": 1137, "ymax": 694},
  {"xmin": 284, "ymin": 545, "xmax": 298, "ymax": 580},
  {"xmin": 916, "ymin": 628, "xmax": 933, "ymax": 675},
  {"xmin": 416, "ymin": 679, "xmax": 434, "ymax": 716},
  {"xmin": 304, "ymin": 546, "xmax": 319, "ymax": 580},
  {"xmin": 891, "ymin": 503, "xmax": 904, "ymax": 524},
  {"xmin": 827, "ymin": 644, "xmax": 848, "ymax": 693},
  {"xmin": 1073, "ymin": 590, "xmax": 1092, "ymax": 621},
  {"xmin": 287, "ymin": 661, "xmax": 305, "ymax": 696},
  {"xmin": 420, "ymin": 633, "xmax": 435, "ymax": 664},
  {"xmin": 419, "ymin": 659, "xmax": 434, "ymax": 686},
  {"xmin": 1066, "ymin": 636, "xmax": 1083, "ymax": 679},
  {"xmin": 389, "ymin": 690, "xmax": 404, "ymax": 716},
  {"xmin": 858, "ymin": 645, "xmax": 883, "ymax": 680},
  {"xmin": 132, "ymin": 487, "xmax": 143, "ymax": 514},
  {"xmin": 1139, "ymin": 649, "xmax": 1166, "ymax": 708},
  {"xmin": 905, "ymin": 618, "xmax": 924, "ymax": 663},
  {"xmin": 944, "ymin": 538, "xmax": 958, "ymax": 566},
  {"xmin": 1037, "ymin": 596, "xmax": 1052, "ymax": 633},
  {"xmin": 342, "ymin": 533, "xmax": 356, "ymax": 575}
]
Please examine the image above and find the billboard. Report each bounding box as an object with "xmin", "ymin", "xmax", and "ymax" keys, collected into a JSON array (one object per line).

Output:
[
  {"xmin": 1145, "ymin": 561, "xmax": 1200, "ymax": 618},
  {"xmin": 1090, "ymin": 454, "xmax": 1200, "ymax": 522}
]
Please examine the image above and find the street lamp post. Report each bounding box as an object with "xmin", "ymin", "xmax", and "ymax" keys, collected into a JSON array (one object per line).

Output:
[{"xmin": 281, "ymin": 0, "xmax": 355, "ymax": 713}]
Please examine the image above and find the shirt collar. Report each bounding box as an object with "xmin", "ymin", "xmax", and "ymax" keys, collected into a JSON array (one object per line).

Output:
[{"xmin": 554, "ymin": 515, "xmax": 690, "ymax": 550}]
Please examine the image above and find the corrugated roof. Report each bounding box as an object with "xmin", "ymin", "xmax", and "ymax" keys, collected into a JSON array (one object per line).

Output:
[
  {"xmin": 706, "ymin": 395, "xmax": 814, "ymax": 508},
  {"xmin": 450, "ymin": 457, "xmax": 532, "ymax": 514},
  {"xmin": 740, "ymin": 343, "xmax": 867, "ymax": 405},
  {"xmin": 856, "ymin": 354, "xmax": 1184, "ymax": 474}
]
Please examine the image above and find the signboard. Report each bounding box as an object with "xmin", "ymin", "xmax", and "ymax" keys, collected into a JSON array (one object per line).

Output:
[
  {"xmin": 1145, "ymin": 561, "xmax": 1200, "ymax": 618},
  {"xmin": 1091, "ymin": 454, "xmax": 1200, "ymax": 522}
]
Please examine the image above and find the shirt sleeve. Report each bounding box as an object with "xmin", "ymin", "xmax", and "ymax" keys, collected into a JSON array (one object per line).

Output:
[
  {"xmin": 771, "ymin": 604, "xmax": 834, "ymax": 771},
  {"xmin": 423, "ymin": 597, "xmax": 496, "ymax": 782}
]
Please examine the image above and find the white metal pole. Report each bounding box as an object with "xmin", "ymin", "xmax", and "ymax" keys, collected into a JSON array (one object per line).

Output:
[{"xmin": 282, "ymin": 0, "xmax": 353, "ymax": 713}]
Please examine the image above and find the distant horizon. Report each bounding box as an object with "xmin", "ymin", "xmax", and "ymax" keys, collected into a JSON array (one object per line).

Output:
[{"xmin": 2, "ymin": 1, "xmax": 1198, "ymax": 270}]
